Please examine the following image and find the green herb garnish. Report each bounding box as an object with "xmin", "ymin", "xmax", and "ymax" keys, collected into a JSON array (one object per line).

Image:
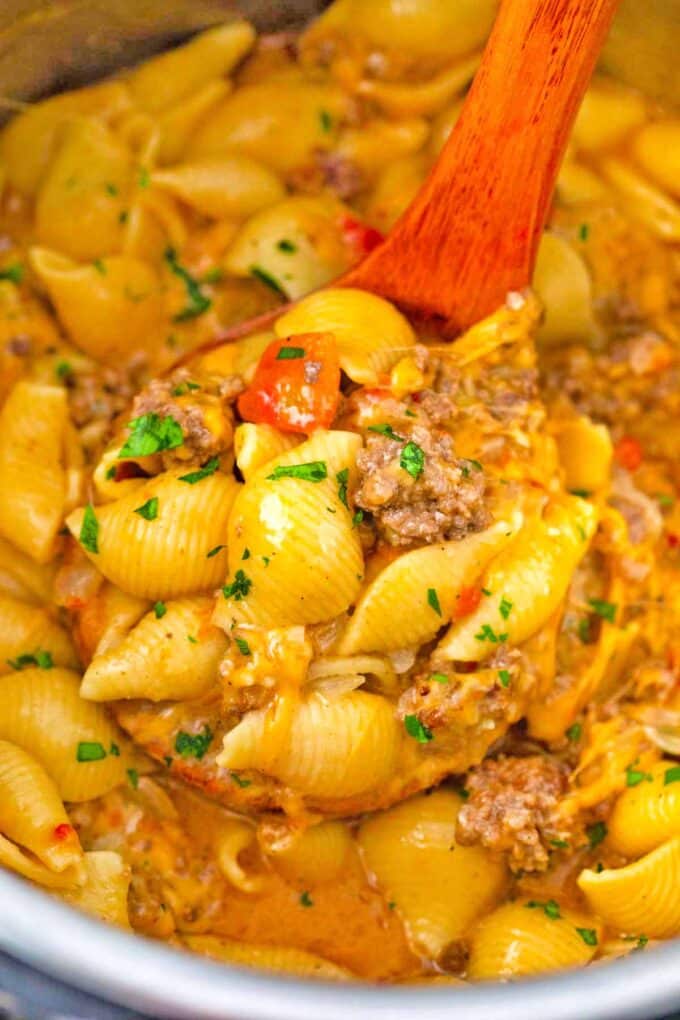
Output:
[
  {"xmin": 400, "ymin": 441, "xmax": 425, "ymax": 480},
  {"xmin": 127, "ymin": 768, "xmax": 139, "ymax": 789},
  {"xmin": 586, "ymin": 821, "xmax": 607, "ymax": 849},
  {"xmin": 222, "ymin": 569, "xmax": 252, "ymax": 601},
  {"xmin": 498, "ymin": 669, "xmax": 511, "ymax": 688},
  {"xmin": 118, "ymin": 413, "xmax": 183, "ymax": 459},
  {"xmin": 76, "ymin": 741, "xmax": 107, "ymax": 762},
  {"xmin": 427, "ymin": 587, "xmax": 442, "ymax": 616},
  {"xmin": 276, "ymin": 345, "xmax": 305, "ymax": 360},
  {"xmin": 474, "ymin": 623, "xmax": 508, "ymax": 643},
  {"xmin": 576, "ymin": 927, "xmax": 598, "ymax": 946},
  {"xmin": 0, "ymin": 263, "xmax": 23, "ymax": 284},
  {"xmin": 231, "ymin": 772, "xmax": 251, "ymax": 788},
  {"xmin": 79, "ymin": 504, "xmax": 100, "ymax": 554},
  {"xmin": 234, "ymin": 636, "xmax": 251, "ymax": 656},
  {"xmin": 165, "ymin": 247, "xmax": 212, "ymax": 321},
  {"xmin": 367, "ymin": 424, "xmax": 404, "ymax": 441},
  {"xmin": 179, "ymin": 456, "xmax": 219, "ymax": 484},
  {"xmin": 134, "ymin": 497, "xmax": 158, "ymax": 521},
  {"xmin": 153, "ymin": 601, "xmax": 167, "ymax": 619},
  {"xmin": 566, "ymin": 722, "xmax": 582, "ymax": 742},
  {"xmin": 175, "ymin": 726, "xmax": 213, "ymax": 760},
  {"xmin": 207, "ymin": 544, "xmax": 226, "ymax": 559},
  {"xmin": 250, "ymin": 265, "xmax": 286, "ymax": 296},
  {"xmin": 266, "ymin": 461, "xmax": 328, "ymax": 483},
  {"xmin": 277, "ymin": 239, "xmax": 297, "ymax": 253},
  {"xmin": 588, "ymin": 598, "xmax": 617, "ymax": 623},
  {"xmin": 7, "ymin": 650, "xmax": 53, "ymax": 671},
  {"xmin": 499, "ymin": 596, "xmax": 513, "ymax": 620},
  {"xmin": 404, "ymin": 715, "xmax": 433, "ymax": 743},
  {"xmin": 664, "ymin": 766, "xmax": 680, "ymax": 785},
  {"xmin": 300, "ymin": 890, "xmax": 314, "ymax": 907},
  {"xmin": 526, "ymin": 899, "xmax": 561, "ymax": 920}
]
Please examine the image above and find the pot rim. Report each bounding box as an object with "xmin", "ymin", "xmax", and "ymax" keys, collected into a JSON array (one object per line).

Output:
[{"xmin": 1, "ymin": 868, "xmax": 679, "ymax": 1020}]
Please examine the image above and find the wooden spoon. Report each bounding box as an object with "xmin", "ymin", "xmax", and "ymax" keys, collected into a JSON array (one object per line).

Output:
[{"xmin": 208, "ymin": 0, "xmax": 620, "ymax": 344}]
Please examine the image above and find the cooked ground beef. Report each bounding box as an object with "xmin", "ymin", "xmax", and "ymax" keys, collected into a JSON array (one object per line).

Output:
[
  {"xmin": 456, "ymin": 754, "xmax": 569, "ymax": 873},
  {"xmin": 354, "ymin": 422, "xmax": 490, "ymax": 546},
  {"xmin": 130, "ymin": 369, "xmax": 243, "ymax": 467}
]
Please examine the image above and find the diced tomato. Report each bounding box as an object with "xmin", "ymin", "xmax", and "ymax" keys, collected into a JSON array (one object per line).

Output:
[
  {"xmin": 340, "ymin": 214, "xmax": 384, "ymax": 259},
  {"xmin": 237, "ymin": 332, "xmax": 341, "ymax": 434},
  {"xmin": 614, "ymin": 436, "xmax": 643, "ymax": 472},
  {"xmin": 455, "ymin": 586, "xmax": 483, "ymax": 619},
  {"xmin": 668, "ymin": 532, "xmax": 680, "ymax": 549},
  {"xmin": 53, "ymin": 823, "xmax": 76, "ymax": 842}
]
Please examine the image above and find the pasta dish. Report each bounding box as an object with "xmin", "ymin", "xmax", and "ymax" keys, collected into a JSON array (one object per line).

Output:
[{"xmin": 1, "ymin": 0, "xmax": 680, "ymax": 984}]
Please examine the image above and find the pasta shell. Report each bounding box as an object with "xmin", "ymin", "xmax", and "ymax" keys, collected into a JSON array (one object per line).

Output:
[
  {"xmin": 0, "ymin": 739, "xmax": 81, "ymax": 872},
  {"xmin": 600, "ymin": 158, "xmax": 680, "ymax": 242},
  {"xmin": 57, "ymin": 851, "xmax": 131, "ymax": 928},
  {"xmin": 183, "ymin": 935, "xmax": 351, "ymax": 980},
  {"xmin": 0, "ymin": 381, "xmax": 68, "ymax": 563},
  {"xmin": 67, "ymin": 469, "xmax": 240, "ymax": 600},
  {"xmin": 572, "ymin": 84, "xmax": 646, "ymax": 153},
  {"xmin": 234, "ymin": 423, "xmax": 300, "ymax": 481},
  {"xmin": 127, "ymin": 22, "xmax": 256, "ymax": 114},
  {"xmin": 534, "ymin": 232, "xmax": 599, "ymax": 346},
  {"xmin": 157, "ymin": 80, "xmax": 232, "ymax": 166},
  {"xmin": 0, "ymin": 667, "xmax": 127, "ymax": 801},
  {"xmin": 214, "ymin": 819, "xmax": 264, "ymax": 894},
  {"xmin": 225, "ymin": 196, "xmax": 353, "ymax": 301},
  {"xmin": 338, "ymin": 514, "xmax": 523, "ymax": 655},
  {"xmin": 554, "ymin": 415, "xmax": 613, "ymax": 493},
  {"xmin": 267, "ymin": 821, "xmax": 353, "ymax": 884},
  {"xmin": 437, "ymin": 496, "xmax": 597, "ymax": 662},
  {"xmin": 0, "ymin": 535, "xmax": 57, "ymax": 604},
  {"xmin": 632, "ymin": 120, "xmax": 680, "ymax": 199},
  {"xmin": 578, "ymin": 837, "xmax": 680, "ymax": 938},
  {"xmin": 153, "ymin": 155, "xmax": 285, "ymax": 220},
  {"xmin": 0, "ymin": 80, "xmax": 132, "ymax": 197},
  {"xmin": 35, "ymin": 117, "xmax": 132, "ymax": 261},
  {"xmin": 357, "ymin": 54, "xmax": 480, "ymax": 118},
  {"xmin": 81, "ymin": 597, "xmax": 227, "ymax": 702},
  {"xmin": 468, "ymin": 901, "xmax": 601, "ymax": 980},
  {"xmin": 31, "ymin": 248, "xmax": 164, "ymax": 364},
  {"xmin": 607, "ymin": 762, "xmax": 680, "ymax": 857},
  {"xmin": 216, "ymin": 431, "xmax": 362, "ymax": 628},
  {"xmin": 218, "ymin": 690, "xmax": 399, "ymax": 800},
  {"xmin": 358, "ymin": 790, "xmax": 507, "ymax": 959},
  {"xmin": 0, "ymin": 594, "xmax": 78, "ymax": 674},
  {"xmin": 187, "ymin": 82, "xmax": 351, "ymax": 174},
  {"xmin": 274, "ymin": 288, "xmax": 415, "ymax": 386}
]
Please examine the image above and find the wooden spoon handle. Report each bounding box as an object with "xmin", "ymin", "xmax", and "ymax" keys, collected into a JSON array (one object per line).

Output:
[{"xmin": 342, "ymin": 0, "xmax": 620, "ymax": 333}]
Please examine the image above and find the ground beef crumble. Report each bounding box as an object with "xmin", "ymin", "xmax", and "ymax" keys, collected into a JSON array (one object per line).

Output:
[
  {"xmin": 456, "ymin": 754, "xmax": 570, "ymax": 873},
  {"xmin": 354, "ymin": 422, "xmax": 490, "ymax": 546},
  {"xmin": 130, "ymin": 368, "xmax": 243, "ymax": 467}
]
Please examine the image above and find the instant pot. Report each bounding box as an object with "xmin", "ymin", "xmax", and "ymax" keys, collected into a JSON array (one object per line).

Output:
[{"xmin": 1, "ymin": 2, "xmax": 680, "ymax": 1017}]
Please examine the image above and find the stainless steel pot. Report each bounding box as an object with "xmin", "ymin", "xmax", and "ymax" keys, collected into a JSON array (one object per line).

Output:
[{"xmin": 1, "ymin": 2, "xmax": 680, "ymax": 1017}]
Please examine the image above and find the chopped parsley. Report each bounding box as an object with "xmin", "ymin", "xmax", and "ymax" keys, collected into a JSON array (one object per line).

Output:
[
  {"xmin": 319, "ymin": 109, "xmax": 333, "ymax": 133},
  {"xmin": 0, "ymin": 263, "xmax": 24, "ymax": 284},
  {"xmin": 93, "ymin": 258, "xmax": 107, "ymax": 276},
  {"xmin": 499, "ymin": 596, "xmax": 513, "ymax": 620},
  {"xmin": 56, "ymin": 360, "xmax": 73, "ymax": 379},
  {"xmin": 110, "ymin": 743, "xmax": 120, "ymax": 756},
  {"xmin": 336, "ymin": 468, "xmax": 349, "ymax": 508},
  {"xmin": 352, "ymin": 510, "xmax": 364, "ymax": 528},
  {"xmin": 277, "ymin": 239, "xmax": 297, "ymax": 253},
  {"xmin": 175, "ymin": 726, "xmax": 213, "ymax": 760},
  {"xmin": 566, "ymin": 722, "xmax": 583, "ymax": 742},
  {"xmin": 127, "ymin": 768, "xmax": 139, "ymax": 789},
  {"xmin": 231, "ymin": 772, "xmax": 251, "ymax": 788},
  {"xmin": 76, "ymin": 741, "xmax": 107, "ymax": 762},
  {"xmin": 222, "ymin": 569, "xmax": 252, "ymax": 601},
  {"xmin": 367, "ymin": 424, "xmax": 404, "ymax": 441},
  {"xmin": 570, "ymin": 488, "xmax": 591, "ymax": 499},
  {"xmin": 134, "ymin": 497, "xmax": 158, "ymax": 521},
  {"xmin": 187, "ymin": 635, "xmax": 198, "ymax": 644},
  {"xmin": 586, "ymin": 821, "xmax": 607, "ymax": 849},
  {"xmin": 138, "ymin": 166, "xmax": 151, "ymax": 189},
  {"xmin": 179, "ymin": 456, "xmax": 219, "ymax": 484},
  {"xmin": 430, "ymin": 673, "xmax": 449, "ymax": 684},
  {"xmin": 79, "ymin": 504, "xmax": 100, "ymax": 554},
  {"xmin": 404, "ymin": 715, "xmax": 433, "ymax": 744},
  {"xmin": 400, "ymin": 441, "xmax": 425, "ymax": 480},
  {"xmin": 578, "ymin": 223, "xmax": 590, "ymax": 242},
  {"xmin": 578, "ymin": 617, "xmax": 592, "ymax": 644},
  {"xmin": 624, "ymin": 934, "xmax": 648, "ymax": 951},
  {"xmin": 550, "ymin": 838, "xmax": 570, "ymax": 849},
  {"xmin": 626, "ymin": 762, "xmax": 653, "ymax": 787},
  {"xmin": 657, "ymin": 493, "xmax": 675, "ymax": 509},
  {"xmin": 576, "ymin": 927, "xmax": 598, "ymax": 946},
  {"xmin": 7, "ymin": 650, "xmax": 53, "ymax": 671},
  {"xmin": 427, "ymin": 587, "xmax": 442, "ymax": 616},
  {"xmin": 165, "ymin": 247, "xmax": 212, "ymax": 321},
  {"xmin": 105, "ymin": 465, "xmax": 117, "ymax": 480},
  {"xmin": 460, "ymin": 458, "xmax": 483, "ymax": 477},
  {"xmin": 242, "ymin": 548, "xmax": 251, "ymax": 560},
  {"xmin": 481, "ymin": 587, "xmax": 492, "ymax": 597},
  {"xmin": 456, "ymin": 787, "xmax": 470, "ymax": 800},
  {"xmin": 105, "ymin": 182, "xmax": 119, "ymax": 196},
  {"xmin": 474, "ymin": 623, "xmax": 508, "ymax": 643},
  {"xmin": 250, "ymin": 265, "xmax": 286, "ymax": 296},
  {"xmin": 588, "ymin": 598, "xmax": 617, "ymax": 623},
  {"xmin": 206, "ymin": 544, "xmax": 226, "ymax": 559},
  {"xmin": 266, "ymin": 461, "xmax": 328, "ymax": 483},
  {"xmin": 234, "ymin": 636, "xmax": 251, "ymax": 656},
  {"xmin": 276, "ymin": 345, "xmax": 305, "ymax": 360},
  {"xmin": 118, "ymin": 413, "xmax": 183, "ymax": 459},
  {"xmin": 202, "ymin": 267, "xmax": 223, "ymax": 284},
  {"xmin": 526, "ymin": 899, "xmax": 561, "ymax": 920},
  {"xmin": 300, "ymin": 890, "xmax": 314, "ymax": 907},
  {"xmin": 664, "ymin": 766, "xmax": 680, "ymax": 785},
  {"xmin": 171, "ymin": 380, "xmax": 201, "ymax": 396},
  {"xmin": 153, "ymin": 601, "xmax": 167, "ymax": 619},
  {"xmin": 498, "ymin": 669, "xmax": 511, "ymax": 688}
]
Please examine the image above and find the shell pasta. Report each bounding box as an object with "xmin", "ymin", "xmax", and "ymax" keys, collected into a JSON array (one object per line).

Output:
[{"xmin": 0, "ymin": 0, "xmax": 678, "ymax": 990}]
